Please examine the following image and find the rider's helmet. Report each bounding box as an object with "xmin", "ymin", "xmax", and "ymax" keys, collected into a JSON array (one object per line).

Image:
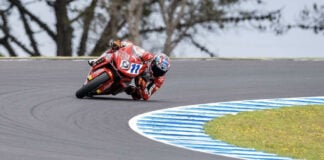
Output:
[{"xmin": 151, "ymin": 53, "xmax": 170, "ymax": 77}]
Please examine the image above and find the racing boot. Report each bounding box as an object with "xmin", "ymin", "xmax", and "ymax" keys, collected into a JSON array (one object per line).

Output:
[{"xmin": 125, "ymin": 86, "xmax": 141, "ymax": 100}]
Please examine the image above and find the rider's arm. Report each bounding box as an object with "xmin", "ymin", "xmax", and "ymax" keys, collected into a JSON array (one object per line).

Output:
[{"xmin": 141, "ymin": 51, "xmax": 154, "ymax": 62}]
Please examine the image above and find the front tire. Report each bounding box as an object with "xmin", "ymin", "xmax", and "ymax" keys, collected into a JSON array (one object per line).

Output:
[{"xmin": 75, "ymin": 73, "xmax": 110, "ymax": 98}]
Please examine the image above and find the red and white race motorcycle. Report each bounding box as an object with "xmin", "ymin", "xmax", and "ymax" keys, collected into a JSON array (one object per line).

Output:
[{"xmin": 75, "ymin": 45, "xmax": 147, "ymax": 99}]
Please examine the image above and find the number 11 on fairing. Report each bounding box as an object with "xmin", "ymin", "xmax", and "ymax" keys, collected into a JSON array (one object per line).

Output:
[{"xmin": 130, "ymin": 64, "xmax": 141, "ymax": 74}]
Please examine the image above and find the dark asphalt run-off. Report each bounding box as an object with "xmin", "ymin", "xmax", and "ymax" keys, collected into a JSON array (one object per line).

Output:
[{"xmin": 0, "ymin": 59, "xmax": 323, "ymax": 160}]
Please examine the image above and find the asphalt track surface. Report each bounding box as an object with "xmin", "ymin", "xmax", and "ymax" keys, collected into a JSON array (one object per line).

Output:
[{"xmin": 0, "ymin": 59, "xmax": 323, "ymax": 160}]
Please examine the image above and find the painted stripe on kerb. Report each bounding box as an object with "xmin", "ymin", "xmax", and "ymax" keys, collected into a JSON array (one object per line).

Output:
[{"xmin": 129, "ymin": 96, "xmax": 324, "ymax": 160}]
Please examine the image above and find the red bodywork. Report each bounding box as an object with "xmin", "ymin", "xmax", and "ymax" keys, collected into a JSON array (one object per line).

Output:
[{"xmin": 84, "ymin": 45, "xmax": 147, "ymax": 96}]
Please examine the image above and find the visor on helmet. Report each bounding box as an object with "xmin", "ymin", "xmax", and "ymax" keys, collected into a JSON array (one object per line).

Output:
[{"xmin": 152, "ymin": 63, "xmax": 167, "ymax": 77}]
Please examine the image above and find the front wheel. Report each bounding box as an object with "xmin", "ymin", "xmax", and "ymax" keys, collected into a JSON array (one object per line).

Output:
[{"xmin": 75, "ymin": 73, "xmax": 110, "ymax": 98}]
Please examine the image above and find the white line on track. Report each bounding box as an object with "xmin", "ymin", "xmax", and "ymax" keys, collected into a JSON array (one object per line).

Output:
[{"xmin": 129, "ymin": 96, "xmax": 324, "ymax": 160}]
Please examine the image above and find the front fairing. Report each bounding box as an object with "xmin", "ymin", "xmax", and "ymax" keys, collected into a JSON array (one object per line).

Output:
[
  {"xmin": 82, "ymin": 46, "xmax": 146, "ymax": 96},
  {"xmin": 113, "ymin": 46, "xmax": 146, "ymax": 78},
  {"xmin": 91, "ymin": 53, "xmax": 113, "ymax": 70}
]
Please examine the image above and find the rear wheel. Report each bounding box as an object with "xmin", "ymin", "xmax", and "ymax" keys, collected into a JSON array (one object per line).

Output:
[{"xmin": 75, "ymin": 73, "xmax": 110, "ymax": 98}]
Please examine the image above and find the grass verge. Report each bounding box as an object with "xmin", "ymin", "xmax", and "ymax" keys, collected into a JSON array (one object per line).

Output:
[{"xmin": 204, "ymin": 105, "xmax": 324, "ymax": 160}]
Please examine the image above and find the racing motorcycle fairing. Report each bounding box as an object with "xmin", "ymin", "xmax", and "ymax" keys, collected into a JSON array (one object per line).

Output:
[{"xmin": 76, "ymin": 44, "xmax": 147, "ymax": 98}]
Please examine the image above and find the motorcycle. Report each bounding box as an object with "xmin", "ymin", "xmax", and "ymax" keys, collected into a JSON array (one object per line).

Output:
[{"xmin": 75, "ymin": 44, "xmax": 147, "ymax": 99}]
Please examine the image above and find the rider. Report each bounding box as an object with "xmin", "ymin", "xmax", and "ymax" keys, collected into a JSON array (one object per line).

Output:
[{"xmin": 88, "ymin": 40, "xmax": 171, "ymax": 100}]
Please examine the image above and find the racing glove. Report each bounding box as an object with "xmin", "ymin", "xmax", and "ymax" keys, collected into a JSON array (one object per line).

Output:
[{"xmin": 110, "ymin": 40, "xmax": 122, "ymax": 51}]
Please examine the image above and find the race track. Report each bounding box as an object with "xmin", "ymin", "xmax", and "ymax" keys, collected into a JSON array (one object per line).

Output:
[{"xmin": 0, "ymin": 59, "xmax": 323, "ymax": 160}]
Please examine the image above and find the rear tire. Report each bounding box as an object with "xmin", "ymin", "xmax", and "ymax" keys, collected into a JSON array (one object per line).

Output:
[{"xmin": 75, "ymin": 73, "xmax": 110, "ymax": 99}]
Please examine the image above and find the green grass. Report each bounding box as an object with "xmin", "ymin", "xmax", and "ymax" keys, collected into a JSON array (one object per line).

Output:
[{"xmin": 204, "ymin": 105, "xmax": 324, "ymax": 160}]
